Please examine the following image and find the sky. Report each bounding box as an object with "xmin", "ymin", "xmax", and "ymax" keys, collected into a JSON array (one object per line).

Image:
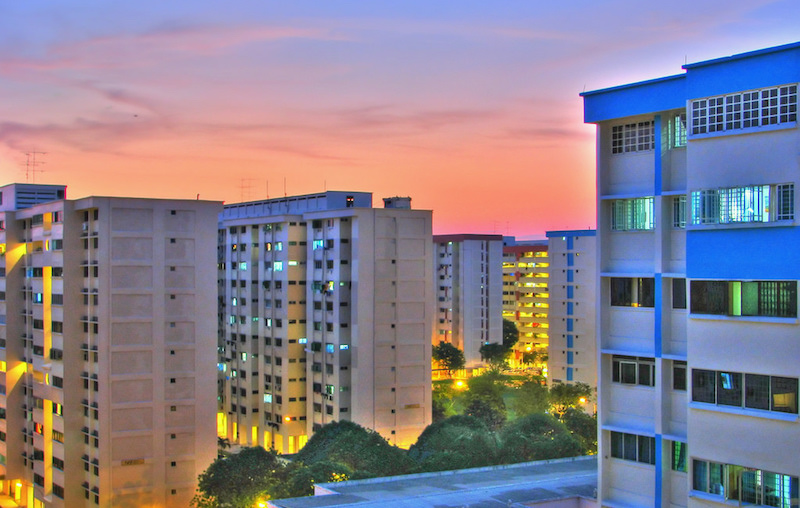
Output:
[{"xmin": 1, "ymin": 1, "xmax": 798, "ymax": 238}]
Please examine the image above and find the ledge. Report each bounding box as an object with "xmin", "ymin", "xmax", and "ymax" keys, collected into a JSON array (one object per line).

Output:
[
  {"xmin": 689, "ymin": 402, "xmax": 799, "ymax": 422},
  {"xmin": 689, "ymin": 313, "xmax": 799, "ymax": 325}
]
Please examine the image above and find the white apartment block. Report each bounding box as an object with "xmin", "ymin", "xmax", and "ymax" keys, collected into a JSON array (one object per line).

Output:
[
  {"xmin": 0, "ymin": 183, "xmax": 220, "ymax": 507},
  {"xmin": 583, "ymin": 42, "xmax": 800, "ymax": 507},
  {"xmin": 219, "ymin": 192, "xmax": 433, "ymax": 452},
  {"xmin": 433, "ymin": 234, "xmax": 503, "ymax": 369},
  {"xmin": 502, "ymin": 241, "xmax": 550, "ymax": 367},
  {"xmin": 546, "ymin": 230, "xmax": 596, "ymax": 405}
]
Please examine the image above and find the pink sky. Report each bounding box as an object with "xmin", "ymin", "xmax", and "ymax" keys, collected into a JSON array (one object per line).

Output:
[{"xmin": 1, "ymin": 1, "xmax": 798, "ymax": 237}]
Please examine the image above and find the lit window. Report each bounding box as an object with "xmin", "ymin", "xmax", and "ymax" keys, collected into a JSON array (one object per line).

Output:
[{"xmin": 273, "ymin": 261, "xmax": 283, "ymax": 272}]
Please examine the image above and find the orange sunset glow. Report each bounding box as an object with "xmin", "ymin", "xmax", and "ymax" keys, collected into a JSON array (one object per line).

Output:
[{"xmin": 1, "ymin": 2, "xmax": 798, "ymax": 236}]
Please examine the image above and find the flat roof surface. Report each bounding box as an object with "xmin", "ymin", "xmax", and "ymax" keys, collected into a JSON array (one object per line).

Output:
[{"xmin": 270, "ymin": 456, "xmax": 597, "ymax": 508}]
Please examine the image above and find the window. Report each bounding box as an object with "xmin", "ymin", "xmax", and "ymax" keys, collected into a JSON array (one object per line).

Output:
[
  {"xmin": 672, "ymin": 195, "xmax": 686, "ymax": 228},
  {"xmin": 611, "ymin": 121, "xmax": 654, "ymax": 154},
  {"xmin": 672, "ymin": 278, "xmax": 687, "ymax": 309},
  {"xmin": 691, "ymin": 183, "xmax": 794, "ymax": 225},
  {"xmin": 690, "ymin": 280, "xmax": 797, "ymax": 318},
  {"xmin": 777, "ymin": 183, "xmax": 795, "ymax": 221},
  {"xmin": 610, "ymin": 277, "xmax": 655, "ymax": 308},
  {"xmin": 612, "ymin": 355, "xmax": 655, "ymax": 387},
  {"xmin": 691, "ymin": 185, "xmax": 771, "ymax": 224},
  {"xmin": 671, "ymin": 441, "xmax": 687, "ymax": 472},
  {"xmin": 673, "ymin": 361, "xmax": 687, "ymax": 391},
  {"xmin": 610, "ymin": 431, "xmax": 655, "ymax": 464},
  {"xmin": 692, "ymin": 368, "xmax": 798, "ymax": 414},
  {"xmin": 669, "ymin": 112, "xmax": 687, "ymax": 148},
  {"xmin": 691, "ymin": 84, "xmax": 797, "ymax": 135},
  {"xmin": 693, "ymin": 459, "xmax": 798, "ymax": 507},
  {"xmin": 610, "ymin": 197, "xmax": 655, "ymax": 231}
]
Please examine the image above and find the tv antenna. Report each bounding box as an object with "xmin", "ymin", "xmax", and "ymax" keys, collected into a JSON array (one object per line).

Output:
[
  {"xmin": 24, "ymin": 151, "xmax": 46, "ymax": 183},
  {"xmin": 239, "ymin": 178, "xmax": 257, "ymax": 202}
]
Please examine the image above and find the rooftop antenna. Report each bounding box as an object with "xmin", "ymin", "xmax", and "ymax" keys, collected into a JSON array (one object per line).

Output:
[
  {"xmin": 239, "ymin": 178, "xmax": 256, "ymax": 202},
  {"xmin": 284, "ymin": 177, "xmax": 287, "ymax": 198},
  {"xmin": 266, "ymin": 180, "xmax": 269, "ymax": 200},
  {"xmin": 24, "ymin": 151, "xmax": 46, "ymax": 183}
]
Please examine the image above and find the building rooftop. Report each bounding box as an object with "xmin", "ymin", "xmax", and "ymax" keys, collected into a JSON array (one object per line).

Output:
[
  {"xmin": 433, "ymin": 233, "xmax": 505, "ymax": 243},
  {"xmin": 268, "ymin": 456, "xmax": 597, "ymax": 508}
]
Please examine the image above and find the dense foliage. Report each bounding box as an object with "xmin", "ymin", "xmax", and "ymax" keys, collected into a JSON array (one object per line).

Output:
[
  {"xmin": 432, "ymin": 340, "xmax": 466, "ymax": 376},
  {"xmin": 294, "ymin": 420, "xmax": 414, "ymax": 478},
  {"xmin": 195, "ymin": 375, "xmax": 597, "ymax": 505}
]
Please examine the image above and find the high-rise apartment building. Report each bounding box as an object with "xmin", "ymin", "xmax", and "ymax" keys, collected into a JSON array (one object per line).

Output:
[
  {"xmin": 583, "ymin": 42, "xmax": 800, "ymax": 507},
  {"xmin": 0, "ymin": 183, "xmax": 220, "ymax": 507},
  {"xmin": 502, "ymin": 241, "xmax": 549, "ymax": 367},
  {"xmin": 433, "ymin": 234, "xmax": 503, "ymax": 368},
  {"xmin": 546, "ymin": 230, "xmax": 596, "ymax": 403},
  {"xmin": 219, "ymin": 192, "xmax": 433, "ymax": 452}
]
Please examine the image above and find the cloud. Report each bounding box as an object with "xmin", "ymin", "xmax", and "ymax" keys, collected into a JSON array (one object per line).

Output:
[
  {"xmin": 0, "ymin": 22, "xmax": 345, "ymax": 77},
  {"xmin": 502, "ymin": 126, "xmax": 593, "ymax": 142}
]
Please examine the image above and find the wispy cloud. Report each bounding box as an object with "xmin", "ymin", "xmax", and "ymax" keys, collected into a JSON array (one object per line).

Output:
[{"xmin": 0, "ymin": 22, "xmax": 345, "ymax": 77}]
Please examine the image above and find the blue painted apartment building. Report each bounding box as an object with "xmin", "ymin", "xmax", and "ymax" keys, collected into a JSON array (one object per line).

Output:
[{"xmin": 582, "ymin": 42, "xmax": 799, "ymax": 507}]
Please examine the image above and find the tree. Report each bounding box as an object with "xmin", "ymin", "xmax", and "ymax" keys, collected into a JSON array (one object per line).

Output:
[
  {"xmin": 192, "ymin": 446, "xmax": 283, "ymax": 507},
  {"xmin": 432, "ymin": 381, "xmax": 458, "ymax": 422},
  {"xmin": 479, "ymin": 342, "xmax": 508, "ymax": 368},
  {"xmin": 466, "ymin": 370, "xmax": 507, "ymax": 401},
  {"xmin": 510, "ymin": 375, "xmax": 549, "ymax": 418},
  {"xmin": 408, "ymin": 415, "xmax": 500, "ymax": 471},
  {"xmin": 464, "ymin": 371, "xmax": 507, "ymax": 429},
  {"xmin": 294, "ymin": 421, "xmax": 414, "ymax": 478},
  {"xmin": 499, "ymin": 413, "xmax": 583, "ymax": 463},
  {"xmin": 558, "ymin": 407, "xmax": 598, "ymax": 454},
  {"xmin": 502, "ymin": 318, "xmax": 519, "ymax": 352},
  {"xmin": 432, "ymin": 341, "xmax": 465, "ymax": 377},
  {"xmin": 279, "ymin": 460, "xmax": 352, "ymax": 498},
  {"xmin": 465, "ymin": 397, "xmax": 506, "ymax": 430},
  {"xmin": 521, "ymin": 349, "xmax": 547, "ymax": 367},
  {"xmin": 549, "ymin": 382, "xmax": 593, "ymax": 417}
]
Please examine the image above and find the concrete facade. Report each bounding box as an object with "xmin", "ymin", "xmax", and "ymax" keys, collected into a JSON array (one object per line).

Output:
[
  {"xmin": 0, "ymin": 183, "xmax": 220, "ymax": 507},
  {"xmin": 502, "ymin": 241, "xmax": 550, "ymax": 367},
  {"xmin": 219, "ymin": 192, "xmax": 433, "ymax": 451},
  {"xmin": 583, "ymin": 42, "xmax": 800, "ymax": 507},
  {"xmin": 432, "ymin": 234, "xmax": 503, "ymax": 368},
  {"xmin": 546, "ymin": 230, "xmax": 597, "ymax": 409}
]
